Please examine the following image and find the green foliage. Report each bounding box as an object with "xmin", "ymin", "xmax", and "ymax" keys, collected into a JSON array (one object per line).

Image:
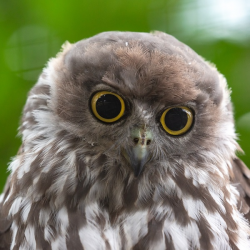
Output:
[{"xmin": 0, "ymin": 0, "xmax": 250, "ymax": 191}]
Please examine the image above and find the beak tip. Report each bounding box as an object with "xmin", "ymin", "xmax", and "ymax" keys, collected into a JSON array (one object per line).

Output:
[
  {"xmin": 132, "ymin": 162, "xmax": 144, "ymax": 178},
  {"xmin": 124, "ymin": 146, "xmax": 151, "ymax": 178},
  {"xmin": 133, "ymin": 170, "xmax": 140, "ymax": 178}
]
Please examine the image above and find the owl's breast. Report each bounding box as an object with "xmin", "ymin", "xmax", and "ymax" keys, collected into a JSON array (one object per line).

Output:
[{"xmin": 52, "ymin": 202, "xmax": 229, "ymax": 250}]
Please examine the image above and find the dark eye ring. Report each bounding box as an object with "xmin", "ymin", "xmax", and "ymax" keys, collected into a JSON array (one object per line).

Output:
[
  {"xmin": 160, "ymin": 106, "xmax": 194, "ymax": 135},
  {"xmin": 91, "ymin": 91, "xmax": 125, "ymax": 123}
]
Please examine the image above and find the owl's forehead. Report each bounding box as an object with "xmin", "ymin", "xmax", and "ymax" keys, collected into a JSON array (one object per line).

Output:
[{"xmin": 62, "ymin": 32, "xmax": 223, "ymax": 106}]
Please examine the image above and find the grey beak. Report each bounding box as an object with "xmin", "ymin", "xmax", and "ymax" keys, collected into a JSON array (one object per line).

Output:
[
  {"xmin": 124, "ymin": 126, "xmax": 153, "ymax": 177},
  {"xmin": 129, "ymin": 146, "xmax": 151, "ymax": 177}
]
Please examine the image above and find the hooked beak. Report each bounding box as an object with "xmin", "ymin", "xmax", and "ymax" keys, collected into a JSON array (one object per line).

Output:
[{"xmin": 123, "ymin": 126, "xmax": 153, "ymax": 177}]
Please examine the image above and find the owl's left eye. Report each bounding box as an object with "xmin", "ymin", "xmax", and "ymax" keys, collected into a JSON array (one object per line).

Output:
[
  {"xmin": 91, "ymin": 91, "xmax": 125, "ymax": 123},
  {"xmin": 160, "ymin": 106, "xmax": 194, "ymax": 135}
]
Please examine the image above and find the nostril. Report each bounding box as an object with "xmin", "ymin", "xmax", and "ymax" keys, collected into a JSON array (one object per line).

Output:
[
  {"xmin": 146, "ymin": 140, "xmax": 151, "ymax": 145},
  {"xmin": 133, "ymin": 138, "xmax": 139, "ymax": 144}
]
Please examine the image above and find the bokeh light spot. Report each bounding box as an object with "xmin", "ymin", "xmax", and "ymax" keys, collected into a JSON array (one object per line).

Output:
[
  {"xmin": 5, "ymin": 25, "xmax": 62, "ymax": 81},
  {"xmin": 237, "ymin": 113, "xmax": 250, "ymax": 132}
]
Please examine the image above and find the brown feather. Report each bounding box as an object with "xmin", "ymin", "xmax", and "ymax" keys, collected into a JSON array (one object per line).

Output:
[
  {"xmin": 231, "ymin": 158, "xmax": 250, "ymax": 220},
  {"xmin": 0, "ymin": 177, "xmax": 12, "ymax": 250}
]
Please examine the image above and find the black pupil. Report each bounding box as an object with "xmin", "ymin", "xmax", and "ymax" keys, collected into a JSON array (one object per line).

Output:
[
  {"xmin": 96, "ymin": 94, "xmax": 121, "ymax": 119},
  {"xmin": 165, "ymin": 108, "xmax": 188, "ymax": 131}
]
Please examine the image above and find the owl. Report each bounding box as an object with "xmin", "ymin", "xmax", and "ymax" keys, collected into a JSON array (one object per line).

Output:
[{"xmin": 0, "ymin": 31, "xmax": 250, "ymax": 250}]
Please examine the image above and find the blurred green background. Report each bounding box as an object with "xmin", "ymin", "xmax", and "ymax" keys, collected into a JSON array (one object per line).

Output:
[{"xmin": 1, "ymin": 0, "xmax": 250, "ymax": 191}]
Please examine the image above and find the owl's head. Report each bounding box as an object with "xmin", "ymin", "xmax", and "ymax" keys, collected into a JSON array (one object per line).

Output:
[
  {"xmin": 17, "ymin": 32, "xmax": 239, "ymax": 208},
  {"xmin": 43, "ymin": 32, "xmax": 236, "ymax": 176}
]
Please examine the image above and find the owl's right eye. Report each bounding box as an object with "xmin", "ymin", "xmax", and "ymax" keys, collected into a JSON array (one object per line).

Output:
[{"xmin": 91, "ymin": 91, "xmax": 125, "ymax": 123}]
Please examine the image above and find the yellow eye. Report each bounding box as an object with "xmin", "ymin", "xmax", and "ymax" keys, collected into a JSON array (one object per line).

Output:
[
  {"xmin": 91, "ymin": 91, "xmax": 125, "ymax": 123},
  {"xmin": 160, "ymin": 106, "xmax": 194, "ymax": 135}
]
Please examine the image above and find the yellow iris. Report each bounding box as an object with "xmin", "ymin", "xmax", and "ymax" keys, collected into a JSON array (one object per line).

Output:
[
  {"xmin": 91, "ymin": 91, "xmax": 125, "ymax": 123},
  {"xmin": 160, "ymin": 106, "xmax": 193, "ymax": 135}
]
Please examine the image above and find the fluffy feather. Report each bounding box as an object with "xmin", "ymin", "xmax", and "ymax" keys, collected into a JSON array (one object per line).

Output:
[{"xmin": 1, "ymin": 31, "xmax": 250, "ymax": 250}]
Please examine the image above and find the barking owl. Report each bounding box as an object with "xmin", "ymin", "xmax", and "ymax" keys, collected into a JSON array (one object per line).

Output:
[{"xmin": 0, "ymin": 31, "xmax": 250, "ymax": 250}]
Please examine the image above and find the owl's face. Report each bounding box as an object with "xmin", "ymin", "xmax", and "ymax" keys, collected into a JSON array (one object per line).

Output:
[{"xmin": 47, "ymin": 32, "xmax": 236, "ymax": 185}]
